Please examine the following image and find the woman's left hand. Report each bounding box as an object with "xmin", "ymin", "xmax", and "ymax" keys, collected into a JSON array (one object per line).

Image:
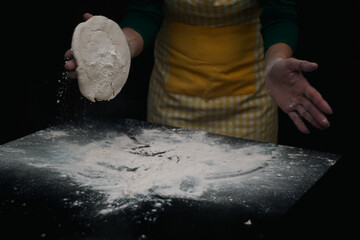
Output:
[{"xmin": 264, "ymin": 57, "xmax": 333, "ymax": 134}]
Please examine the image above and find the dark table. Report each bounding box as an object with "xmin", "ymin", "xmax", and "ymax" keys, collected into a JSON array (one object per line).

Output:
[{"xmin": 0, "ymin": 118, "xmax": 341, "ymax": 239}]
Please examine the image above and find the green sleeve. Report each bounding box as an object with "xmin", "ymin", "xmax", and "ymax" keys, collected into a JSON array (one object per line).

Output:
[
  {"xmin": 119, "ymin": 0, "xmax": 164, "ymax": 50},
  {"xmin": 259, "ymin": 0, "xmax": 299, "ymax": 53}
]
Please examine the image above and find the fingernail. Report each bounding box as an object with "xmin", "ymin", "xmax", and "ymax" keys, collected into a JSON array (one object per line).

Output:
[{"xmin": 322, "ymin": 118, "xmax": 330, "ymax": 127}]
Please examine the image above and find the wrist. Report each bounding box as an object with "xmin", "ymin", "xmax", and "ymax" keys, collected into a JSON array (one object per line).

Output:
[{"xmin": 265, "ymin": 43, "xmax": 293, "ymax": 71}]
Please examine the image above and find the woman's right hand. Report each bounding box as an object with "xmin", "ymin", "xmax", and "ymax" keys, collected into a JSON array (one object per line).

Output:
[
  {"xmin": 64, "ymin": 49, "xmax": 77, "ymax": 79},
  {"xmin": 64, "ymin": 13, "xmax": 94, "ymax": 79},
  {"xmin": 64, "ymin": 12, "xmax": 144, "ymax": 79}
]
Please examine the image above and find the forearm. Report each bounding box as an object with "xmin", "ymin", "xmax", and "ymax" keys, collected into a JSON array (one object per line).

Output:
[
  {"xmin": 120, "ymin": 0, "xmax": 164, "ymax": 52},
  {"xmin": 260, "ymin": 0, "xmax": 298, "ymax": 53},
  {"xmin": 122, "ymin": 28, "xmax": 144, "ymax": 59}
]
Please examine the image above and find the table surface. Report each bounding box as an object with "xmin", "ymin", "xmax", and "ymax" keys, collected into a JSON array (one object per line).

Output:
[{"xmin": 0, "ymin": 118, "xmax": 341, "ymax": 239}]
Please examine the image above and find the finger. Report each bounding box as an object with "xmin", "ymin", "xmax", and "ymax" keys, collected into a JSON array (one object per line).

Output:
[
  {"xmin": 83, "ymin": 13, "xmax": 93, "ymax": 21},
  {"xmin": 64, "ymin": 59, "xmax": 77, "ymax": 71},
  {"xmin": 300, "ymin": 97, "xmax": 331, "ymax": 129},
  {"xmin": 288, "ymin": 111, "xmax": 310, "ymax": 134},
  {"xmin": 298, "ymin": 60, "xmax": 318, "ymax": 72},
  {"xmin": 64, "ymin": 49, "xmax": 73, "ymax": 59},
  {"xmin": 295, "ymin": 104, "xmax": 327, "ymax": 130},
  {"xmin": 288, "ymin": 59, "xmax": 318, "ymax": 73},
  {"xmin": 304, "ymin": 84, "xmax": 333, "ymax": 115},
  {"xmin": 66, "ymin": 70, "xmax": 77, "ymax": 79}
]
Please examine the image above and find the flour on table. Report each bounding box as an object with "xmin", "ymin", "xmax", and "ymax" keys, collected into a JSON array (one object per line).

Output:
[{"xmin": 30, "ymin": 128, "xmax": 272, "ymax": 214}]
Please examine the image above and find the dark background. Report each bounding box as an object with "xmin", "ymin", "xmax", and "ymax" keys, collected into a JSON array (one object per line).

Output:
[
  {"xmin": 1, "ymin": 1, "xmax": 357, "ymax": 238},
  {"xmin": 1, "ymin": 1, "xmax": 355, "ymax": 153}
]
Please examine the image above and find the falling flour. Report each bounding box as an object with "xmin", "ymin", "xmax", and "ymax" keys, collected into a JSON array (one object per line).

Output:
[{"xmin": 30, "ymin": 128, "xmax": 273, "ymax": 214}]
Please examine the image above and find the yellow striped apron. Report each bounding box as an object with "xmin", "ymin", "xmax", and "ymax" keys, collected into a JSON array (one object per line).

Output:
[{"xmin": 147, "ymin": 0, "xmax": 278, "ymax": 143}]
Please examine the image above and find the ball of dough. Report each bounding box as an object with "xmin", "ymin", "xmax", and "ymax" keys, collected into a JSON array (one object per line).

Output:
[{"xmin": 71, "ymin": 15, "xmax": 131, "ymax": 102}]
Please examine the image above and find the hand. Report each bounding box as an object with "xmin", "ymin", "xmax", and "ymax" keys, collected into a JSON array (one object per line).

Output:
[
  {"xmin": 64, "ymin": 13, "xmax": 93, "ymax": 79},
  {"xmin": 64, "ymin": 12, "xmax": 143, "ymax": 79},
  {"xmin": 265, "ymin": 57, "xmax": 333, "ymax": 134}
]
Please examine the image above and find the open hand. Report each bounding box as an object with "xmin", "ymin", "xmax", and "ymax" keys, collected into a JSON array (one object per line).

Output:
[{"xmin": 265, "ymin": 58, "xmax": 333, "ymax": 134}]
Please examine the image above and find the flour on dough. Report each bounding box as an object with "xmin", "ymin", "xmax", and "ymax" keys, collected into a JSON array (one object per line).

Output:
[{"xmin": 71, "ymin": 15, "xmax": 131, "ymax": 102}]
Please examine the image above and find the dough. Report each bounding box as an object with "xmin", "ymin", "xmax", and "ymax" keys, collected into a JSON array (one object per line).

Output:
[{"xmin": 71, "ymin": 15, "xmax": 131, "ymax": 102}]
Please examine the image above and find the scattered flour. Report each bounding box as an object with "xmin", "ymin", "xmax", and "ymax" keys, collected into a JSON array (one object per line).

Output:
[
  {"xmin": 30, "ymin": 128, "xmax": 272, "ymax": 214},
  {"xmin": 42, "ymin": 130, "xmax": 69, "ymax": 139}
]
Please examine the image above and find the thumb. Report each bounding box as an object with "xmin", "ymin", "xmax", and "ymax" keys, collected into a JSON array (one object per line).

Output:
[
  {"xmin": 297, "ymin": 60, "xmax": 318, "ymax": 72},
  {"xmin": 83, "ymin": 12, "xmax": 93, "ymax": 21}
]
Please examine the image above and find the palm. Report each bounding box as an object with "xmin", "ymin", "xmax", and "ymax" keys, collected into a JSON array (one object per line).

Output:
[{"xmin": 265, "ymin": 58, "xmax": 332, "ymax": 134}]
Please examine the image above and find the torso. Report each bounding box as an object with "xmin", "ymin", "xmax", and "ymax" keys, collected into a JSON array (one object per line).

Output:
[{"xmin": 147, "ymin": 0, "xmax": 278, "ymax": 143}]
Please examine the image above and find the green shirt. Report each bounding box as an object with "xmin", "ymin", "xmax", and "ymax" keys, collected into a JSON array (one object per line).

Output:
[{"xmin": 120, "ymin": 0, "xmax": 298, "ymax": 52}]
